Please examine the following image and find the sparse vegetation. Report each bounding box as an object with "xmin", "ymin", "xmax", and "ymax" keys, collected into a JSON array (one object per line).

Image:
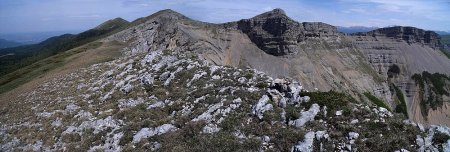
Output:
[
  {"xmin": 300, "ymin": 91, "xmax": 355, "ymax": 111},
  {"xmin": 393, "ymin": 85, "xmax": 408, "ymax": 117},
  {"xmin": 363, "ymin": 92, "xmax": 391, "ymax": 111},
  {"xmin": 0, "ymin": 18, "xmax": 128, "ymax": 77},
  {"xmin": 440, "ymin": 35, "xmax": 450, "ymax": 59},
  {"xmin": 0, "ymin": 41, "xmax": 122, "ymax": 94},
  {"xmin": 412, "ymin": 72, "xmax": 450, "ymax": 116},
  {"xmin": 387, "ymin": 64, "xmax": 400, "ymax": 78}
]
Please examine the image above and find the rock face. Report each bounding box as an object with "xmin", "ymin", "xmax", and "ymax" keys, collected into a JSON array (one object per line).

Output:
[
  {"xmin": 349, "ymin": 26, "xmax": 450, "ymax": 126},
  {"xmin": 225, "ymin": 8, "xmax": 338, "ymax": 56},
  {"xmin": 353, "ymin": 26, "xmax": 441, "ymax": 49}
]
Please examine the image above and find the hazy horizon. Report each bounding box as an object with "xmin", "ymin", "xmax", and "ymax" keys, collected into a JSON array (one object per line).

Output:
[{"xmin": 1, "ymin": 0, "xmax": 450, "ymax": 34}]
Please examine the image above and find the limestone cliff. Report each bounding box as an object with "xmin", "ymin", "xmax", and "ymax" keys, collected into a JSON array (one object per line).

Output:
[
  {"xmin": 353, "ymin": 26, "xmax": 441, "ymax": 49},
  {"xmin": 224, "ymin": 8, "xmax": 338, "ymax": 56}
]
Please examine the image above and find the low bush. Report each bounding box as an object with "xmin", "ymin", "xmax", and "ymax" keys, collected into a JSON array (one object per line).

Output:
[
  {"xmin": 300, "ymin": 91, "xmax": 355, "ymax": 111},
  {"xmin": 393, "ymin": 85, "xmax": 408, "ymax": 117},
  {"xmin": 363, "ymin": 92, "xmax": 391, "ymax": 111}
]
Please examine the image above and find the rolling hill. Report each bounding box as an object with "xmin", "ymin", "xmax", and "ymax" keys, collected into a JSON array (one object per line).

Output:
[
  {"xmin": 0, "ymin": 38, "xmax": 22, "ymax": 48},
  {"xmin": 0, "ymin": 18, "xmax": 129, "ymax": 76}
]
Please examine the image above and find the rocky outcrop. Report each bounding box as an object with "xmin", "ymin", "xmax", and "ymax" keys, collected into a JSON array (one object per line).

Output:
[
  {"xmin": 353, "ymin": 26, "xmax": 441, "ymax": 49},
  {"xmin": 225, "ymin": 8, "xmax": 338, "ymax": 56}
]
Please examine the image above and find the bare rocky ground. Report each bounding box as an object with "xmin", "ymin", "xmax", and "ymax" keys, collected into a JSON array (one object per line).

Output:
[{"xmin": 1, "ymin": 43, "xmax": 449, "ymax": 151}]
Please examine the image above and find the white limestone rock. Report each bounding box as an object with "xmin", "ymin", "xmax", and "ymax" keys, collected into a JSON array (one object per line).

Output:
[
  {"xmin": 289, "ymin": 104, "xmax": 320, "ymax": 128},
  {"xmin": 187, "ymin": 71, "xmax": 207, "ymax": 87},
  {"xmin": 202, "ymin": 124, "xmax": 221, "ymax": 134},
  {"xmin": 315, "ymin": 130, "xmax": 328, "ymax": 140},
  {"xmin": 159, "ymin": 71, "xmax": 171, "ymax": 81},
  {"xmin": 140, "ymin": 73, "xmax": 154, "ymax": 86},
  {"xmin": 348, "ymin": 132, "xmax": 359, "ymax": 140},
  {"xmin": 291, "ymin": 131, "xmax": 315, "ymax": 152},
  {"xmin": 133, "ymin": 124, "xmax": 177, "ymax": 143},
  {"xmin": 335, "ymin": 110, "xmax": 343, "ymax": 116},
  {"xmin": 238, "ymin": 77, "xmax": 247, "ymax": 84},
  {"xmin": 252, "ymin": 95, "xmax": 273, "ymax": 120}
]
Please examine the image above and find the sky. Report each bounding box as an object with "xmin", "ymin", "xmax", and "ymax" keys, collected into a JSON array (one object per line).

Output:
[{"xmin": 0, "ymin": 0, "xmax": 449, "ymax": 34}]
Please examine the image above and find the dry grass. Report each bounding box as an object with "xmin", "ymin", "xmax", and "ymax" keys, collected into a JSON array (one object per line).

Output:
[{"xmin": 0, "ymin": 40, "xmax": 125, "ymax": 102}]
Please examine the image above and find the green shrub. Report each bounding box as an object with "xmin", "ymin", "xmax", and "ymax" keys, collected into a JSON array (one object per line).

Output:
[
  {"xmin": 300, "ymin": 91, "xmax": 355, "ymax": 111},
  {"xmin": 433, "ymin": 132, "xmax": 450, "ymax": 144},
  {"xmin": 255, "ymin": 82, "xmax": 269, "ymax": 88},
  {"xmin": 285, "ymin": 105, "xmax": 300, "ymax": 120},
  {"xmin": 411, "ymin": 72, "xmax": 450, "ymax": 117},
  {"xmin": 387, "ymin": 64, "xmax": 400, "ymax": 78},
  {"xmin": 162, "ymin": 49, "xmax": 171, "ymax": 56},
  {"xmin": 153, "ymin": 88, "xmax": 168, "ymax": 99},
  {"xmin": 393, "ymin": 85, "xmax": 408, "ymax": 117},
  {"xmin": 244, "ymin": 72, "xmax": 253, "ymax": 79},
  {"xmin": 363, "ymin": 92, "xmax": 391, "ymax": 111}
]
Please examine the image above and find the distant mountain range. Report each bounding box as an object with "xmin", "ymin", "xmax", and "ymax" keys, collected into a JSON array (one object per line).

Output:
[
  {"xmin": 337, "ymin": 26, "xmax": 450, "ymax": 36},
  {"xmin": 0, "ymin": 30, "xmax": 82, "ymax": 45},
  {"xmin": 435, "ymin": 31, "xmax": 450, "ymax": 36},
  {"xmin": 337, "ymin": 26, "xmax": 379, "ymax": 34},
  {"xmin": 0, "ymin": 38, "xmax": 22, "ymax": 49}
]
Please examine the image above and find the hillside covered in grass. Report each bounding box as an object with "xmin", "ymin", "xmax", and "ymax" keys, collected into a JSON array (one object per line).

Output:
[{"xmin": 0, "ymin": 18, "xmax": 129, "ymax": 76}]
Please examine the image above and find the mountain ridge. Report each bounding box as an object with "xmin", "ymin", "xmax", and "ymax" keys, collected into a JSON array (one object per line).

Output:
[
  {"xmin": 0, "ymin": 38, "xmax": 22, "ymax": 49},
  {"xmin": 352, "ymin": 26, "xmax": 441, "ymax": 49},
  {"xmin": 0, "ymin": 17, "xmax": 130, "ymax": 77}
]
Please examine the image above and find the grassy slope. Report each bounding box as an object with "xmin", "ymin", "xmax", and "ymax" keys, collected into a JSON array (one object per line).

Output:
[
  {"xmin": 0, "ymin": 42, "xmax": 98, "ymax": 94},
  {"xmin": 0, "ymin": 40, "xmax": 124, "ymax": 95},
  {"xmin": 363, "ymin": 92, "xmax": 391, "ymax": 111},
  {"xmin": 0, "ymin": 18, "xmax": 129, "ymax": 76}
]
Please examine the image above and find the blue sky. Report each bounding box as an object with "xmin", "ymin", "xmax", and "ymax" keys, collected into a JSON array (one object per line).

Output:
[{"xmin": 1, "ymin": 0, "xmax": 449, "ymax": 34}]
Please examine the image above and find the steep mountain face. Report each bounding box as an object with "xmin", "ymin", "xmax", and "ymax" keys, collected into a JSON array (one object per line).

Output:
[
  {"xmin": 353, "ymin": 26, "xmax": 441, "ymax": 49},
  {"xmin": 224, "ymin": 8, "xmax": 338, "ymax": 56},
  {"xmin": 1, "ymin": 9, "xmax": 450, "ymax": 151},
  {"xmin": 349, "ymin": 26, "xmax": 450, "ymax": 126}
]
